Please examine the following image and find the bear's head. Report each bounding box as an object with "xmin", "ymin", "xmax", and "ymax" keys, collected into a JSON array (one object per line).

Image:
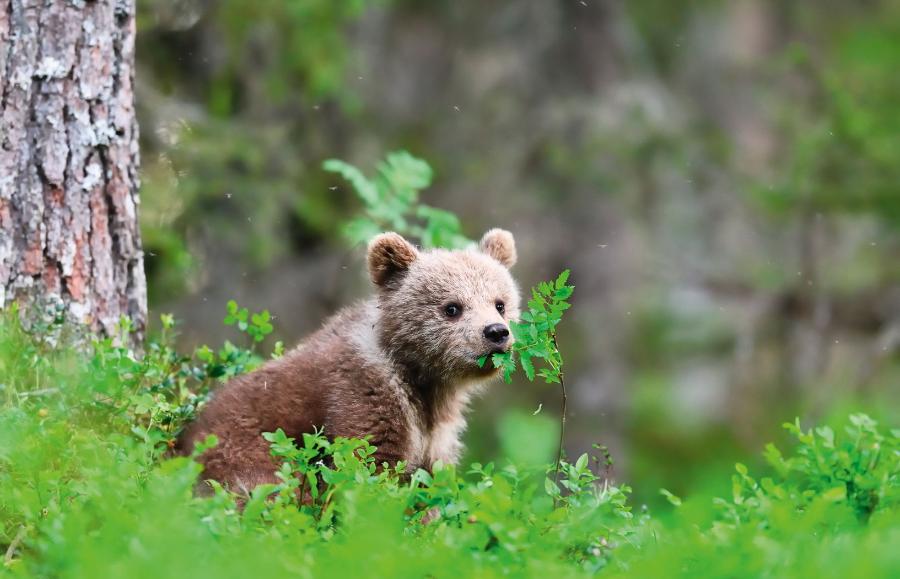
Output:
[{"xmin": 368, "ymin": 229, "xmax": 521, "ymax": 386}]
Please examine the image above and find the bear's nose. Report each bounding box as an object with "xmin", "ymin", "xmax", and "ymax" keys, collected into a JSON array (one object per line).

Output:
[{"xmin": 483, "ymin": 323, "xmax": 510, "ymax": 345}]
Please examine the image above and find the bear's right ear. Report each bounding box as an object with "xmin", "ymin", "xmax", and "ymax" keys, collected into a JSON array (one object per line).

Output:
[{"xmin": 367, "ymin": 232, "xmax": 419, "ymax": 288}]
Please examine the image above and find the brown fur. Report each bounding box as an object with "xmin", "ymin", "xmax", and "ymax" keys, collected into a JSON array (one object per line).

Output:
[{"xmin": 177, "ymin": 229, "xmax": 520, "ymax": 496}]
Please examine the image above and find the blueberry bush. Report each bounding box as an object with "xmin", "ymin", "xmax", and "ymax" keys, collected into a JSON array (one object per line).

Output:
[{"xmin": 0, "ymin": 308, "xmax": 896, "ymax": 578}]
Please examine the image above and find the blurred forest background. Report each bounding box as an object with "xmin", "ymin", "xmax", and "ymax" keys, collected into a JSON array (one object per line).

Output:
[{"xmin": 134, "ymin": 0, "xmax": 899, "ymax": 504}]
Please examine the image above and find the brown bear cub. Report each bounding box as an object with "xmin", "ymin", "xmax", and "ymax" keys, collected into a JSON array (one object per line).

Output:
[{"xmin": 177, "ymin": 229, "xmax": 520, "ymax": 495}]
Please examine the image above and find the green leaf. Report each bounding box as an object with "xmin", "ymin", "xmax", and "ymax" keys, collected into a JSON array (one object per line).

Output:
[
  {"xmin": 660, "ymin": 488, "xmax": 683, "ymax": 507},
  {"xmin": 816, "ymin": 426, "xmax": 835, "ymax": 448},
  {"xmin": 538, "ymin": 368, "xmax": 559, "ymax": 383},
  {"xmin": 323, "ymin": 159, "xmax": 379, "ymax": 206},
  {"xmin": 520, "ymin": 354, "xmax": 535, "ymax": 381},
  {"xmin": 575, "ymin": 453, "xmax": 589, "ymax": 472},
  {"xmin": 380, "ymin": 150, "xmax": 433, "ymax": 191},
  {"xmin": 554, "ymin": 286, "xmax": 574, "ymax": 301},
  {"xmin": 342, "ymin": 217, "xmax": 383, "ymax": 245},
  {"xmin": 306, "ymin": 471, "xmax": 319, "ymax": 499},
  {"xmin": 822, "ymin": 486, "xmax": 847, "ymax": 501},
  {"xmin": 544, "ymin": 477, "xmax": 561, "ymax": 497}
]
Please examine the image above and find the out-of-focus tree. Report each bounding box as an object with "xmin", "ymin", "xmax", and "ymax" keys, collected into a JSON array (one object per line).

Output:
[{"xmin": 136, "ymin": 0, "xmax": 376, "ymax": 301}]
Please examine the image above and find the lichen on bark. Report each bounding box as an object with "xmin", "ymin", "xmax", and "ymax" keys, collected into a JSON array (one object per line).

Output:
[{"xmin": 0, "ymin": 0, "xmax": 146, "ymax": 342}]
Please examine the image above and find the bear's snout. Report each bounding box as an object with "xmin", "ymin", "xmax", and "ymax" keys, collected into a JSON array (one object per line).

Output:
[{"xmin": 483, "ymin": 323, "xmax": 510, "ymax": 346}]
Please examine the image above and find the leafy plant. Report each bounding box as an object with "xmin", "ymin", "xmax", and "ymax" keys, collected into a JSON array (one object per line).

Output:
[
  {"xmin": 223, "ymin": 300, "xmax": 276, "ymax": 344},
  {"xmin": 323, "ymin": 151, "xmax": 470, "ymax": 249},
  {"xmin": 480, "ymin": 269, "xmax": 575, "ymax": 487},
  {"xmin": 480, "ymin": 269, "xmax": 574, "ymax": 384},
  {"xmin": 721, "ymin": 413, "xmax": 899, "ymax": 525},
  {"xmin": 88, "ymin": 300, "xmax": 281, "ymax": 458},
  {"xmin": 0, "ymin": 308, "xmax": 897, "ymax": 577}
]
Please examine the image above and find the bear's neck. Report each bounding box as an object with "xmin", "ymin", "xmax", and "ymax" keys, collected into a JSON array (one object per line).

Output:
[{"xmin": 395, "ymin": 359, "xmax": 471, "ymax": 431}]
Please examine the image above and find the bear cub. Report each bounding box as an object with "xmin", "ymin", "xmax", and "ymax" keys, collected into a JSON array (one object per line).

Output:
[{"xmin": 177, "ymin": 228, "xmax": 520, "ymax": 495}]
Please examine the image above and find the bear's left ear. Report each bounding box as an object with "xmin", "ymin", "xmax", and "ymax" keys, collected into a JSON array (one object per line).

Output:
[
  {"xmin": 479, "ymin": 228, "xmax": 517, "ymax": 268},
  {"xmin": 368, "ymin": 232, "xmax": 419, "ymax": 288}
]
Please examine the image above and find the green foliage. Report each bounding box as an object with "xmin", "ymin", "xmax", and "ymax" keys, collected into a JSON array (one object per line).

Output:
[
  {"xmin": 0, "ymin": 301, "xmax": 278, "ymax": 470},
  {"xmin": 126, "ymin": 304, "xmax": 280, "ymax": 454},
  {"xmin": 720, "ymin": 414, "xmax": 898, "ymax": 529},
  {"xmin": 482, "ymin": 269, "xmax": 574, "ymax": 384},
  {"xmin": 0, "ymin": 311, "xmax": 638, "ymax": 575},
  {"xmin": 0, "ymin": 312, "xmax": 897, "ymax": 577},
  {"xmin": 750, "ymin": 414, "xmax": 898, "ymax": 523},
  {"xmin": 750, "ymin": 16, "xmax": 900, "ymax": 226},
  {"xmin": 211, "ymin": 0, "xmax": 373, "ymax": 107},
  {"xmin": 613, "ymin": 414, "xmax": 900, "ymax": 579},
  {"xmin": 324, "ymin": 151, "xmax": 470, "ymax": 249},
  {"xmin": 223, "ymin": 300, "xmax": 275, "ymax": 343}
]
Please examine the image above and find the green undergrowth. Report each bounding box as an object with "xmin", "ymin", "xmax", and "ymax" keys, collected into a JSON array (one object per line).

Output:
[{"xmin": 0, "ymin": 309, "xmax": 897, "ymax": 578}]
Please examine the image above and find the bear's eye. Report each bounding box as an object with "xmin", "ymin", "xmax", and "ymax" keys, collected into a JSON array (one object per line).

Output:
[
  {"xmin": 444, "ymin": 303, "xmax": 463, "ymax": 318},
  {"xmin": 495, "ymin": 301, "xmax": 505, "ymax": 315}
]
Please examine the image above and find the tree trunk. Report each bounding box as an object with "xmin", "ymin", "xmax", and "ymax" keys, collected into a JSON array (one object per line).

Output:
[{"xmin": 0, "ymin": 0, "xmax": 146, "ymax": 342}]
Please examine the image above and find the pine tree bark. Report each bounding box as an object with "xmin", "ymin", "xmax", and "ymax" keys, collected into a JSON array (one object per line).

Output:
[{"xmin": 0, "ymin": 0, "xmax": 146, "ymax": 341}]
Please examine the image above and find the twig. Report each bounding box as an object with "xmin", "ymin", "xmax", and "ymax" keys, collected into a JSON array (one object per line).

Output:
[
  {"xmin": 18, "ymin": 388, "xmax": 59, "ymax": 398},
  {"xmin": 4, "ymin": 525, "xmax": 27, "ymax": 565},
  {"xmin": 298, "ymin": 470, "xmax": 308, "ymax": 506},
  {"xmin": 551, "ymin": 334, "xmax": 567, "ymax": 492}
]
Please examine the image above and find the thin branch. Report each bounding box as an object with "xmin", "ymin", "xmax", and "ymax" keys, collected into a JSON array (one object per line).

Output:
[
  {"xmin": 4, "ymin": 525, "xmax": 27, "ymax": 565},
  {"xmin": 298, "ymin": 469, "xmax": 308, "ymax": 506},
  {"xmin": 552, "ymin": 334, "xmax": 567, "ymax": 492},
  {"xmin": 18, "ymin": 387, "xmax": 59, "ymax": 398}
]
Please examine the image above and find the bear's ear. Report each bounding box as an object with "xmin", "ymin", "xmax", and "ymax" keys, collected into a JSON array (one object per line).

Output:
[
  {"xmin": 479, "ymin": 228, "xmax": 517, "ymax": 268},
  {"xmin": 367, "ymin": 232, "xmax": 419, "ymax": 287}
]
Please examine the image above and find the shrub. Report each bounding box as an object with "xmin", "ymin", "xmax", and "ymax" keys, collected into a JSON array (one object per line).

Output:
[{"xmin": 0, "ymin": 308, "xmax": 897, "ymax": 578}]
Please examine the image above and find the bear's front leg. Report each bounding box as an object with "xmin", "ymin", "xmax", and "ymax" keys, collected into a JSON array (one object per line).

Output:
[{"xmin": 194, "ymin": 428, "xmax": 281, "ymax": 499}]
